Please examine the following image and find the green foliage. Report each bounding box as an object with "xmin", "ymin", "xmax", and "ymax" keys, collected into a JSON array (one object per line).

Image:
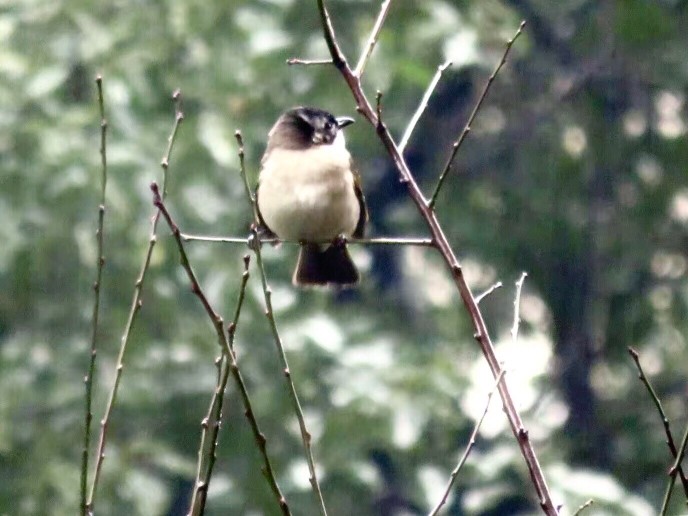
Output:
[{"xmin": 2, "ymin": 0, "xmax": 688, "ymax": 515}]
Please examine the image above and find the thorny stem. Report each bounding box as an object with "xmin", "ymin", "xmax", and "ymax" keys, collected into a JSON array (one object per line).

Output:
[
  {"xmin": 86, "ymin": 90, "xmax": 184, "ymax": 513},
  {"xmin": 429, "ymin": 371, "xmax": 505, "ymax": 516},
  {"xmin": 399, "ymin": 60, "xmax": 452, "ymax": 153},
  {"xmin": 81, "ymin": 74, "xmax": 108, "ymax": 516},
  {"xmin": 152, "ymin": 184, "xmax": 291, "ymax": 516},
  {"xmin": 627, "ymin": 348, "xmax": 688, "ymax": 498},
  {"xmin": 313, "ymin": 4, "xmax": 556, "ymax": 514},
  {"xmin": 428, "ymin": 21, "xmax": 525, "ymax": 210}
]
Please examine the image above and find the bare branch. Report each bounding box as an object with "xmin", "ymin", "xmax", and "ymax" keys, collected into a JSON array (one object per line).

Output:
[
  {"xmin": 475, "ymin": 281, "xmax": 503, "ymax": 305},
  {"xmin": 628, "ymin": 348, "xmax": 688, "ymax": 498},
  {"xmin": 235, "ymin": 136, "xmax": 328, "ymax": 515},
  {"xmin": 81, "ymin": 74, "xmax": 108, "ymax": 516},
  {"xmin": 152, "ymin": 185, "xmax": 291, "ymax": 516},
  {"xmin": 354, "ymin": 0, "xmax": 393, "ymax": 78},
  {"xmin": 250, "ymin": 231, "xmax": 328, "ymax": 516},
  {"xmin": 429, "ymin": 371, "xmax": 505, "ymax": 516},
  {"xmin": 429, "ymin": 21, "xmax": 525, "ymax": 210},
  {"xmin": 399, "ymin": 60, "xmax": 452, "ymax": 153},
  {"xmin": 180, "ymin": 234, "xmax": 435, "ymax": 247},
  {"xmin": 661, "ymin": 422, "xmax": 688, "ymax": 515},
  {"xmin": 572, "ymin": 499, "xmax": 594, "ymax": 516},
  {"xmin": 87, "ymin": 90, "xmax": 184, "ymax": 513},
  {"xmin": 375, "ymin": 90, "xmax": 384, "ymax": 132},
  {"xmin": 187, "ymin": 257, "xmax": 251, "ymax": 516},
  {"xmin": 511, "ymin": 272, "xmax": 528, "ymax": 345},
  {"xmin": 313, "ymin": 5, "xmax": 556, "ymax": 514},
  {"xmin": 287, "ymin": 58, "xmax": 333, "ymax": 66},
  {"xmin": 234, "ymin": 130, "xmax": 258, "ymax": 224}
]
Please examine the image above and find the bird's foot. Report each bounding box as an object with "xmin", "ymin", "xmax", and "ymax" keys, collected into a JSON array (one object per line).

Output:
[{"xmin": 331, "ymin": 234, "xmax": 348, "ymax": 248}]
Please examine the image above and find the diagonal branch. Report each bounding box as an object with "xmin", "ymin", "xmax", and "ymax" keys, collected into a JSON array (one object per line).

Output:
[
  {"xmin": 399, "ymin": 60, "xmax": 452, "ymax": 153},
  {"xmin": 628, "ymin": 348, "xmax": 688, "ymax": 499},
  {"xmin": 152, "ymin": 184, "xmax": 291, "ymax": 516},
  {"xmin": 661, "ymin": 421, "xmax": 688, "ymax": 514},
  {"xmin": 86, "ymin": 90, "xmax": 184, "ymax": 513},
  {"xmin": 235, "ymin": 129, "xmax": 328, "ymax": 515},
  {"xmin": 429, "ymin": 371, "xmax": 505, "ymax": 516},
  {"xmin": 572, "ymin": 499, "xmax": 594, "ymax": 516},
  {"xmin": 187, "ymin": 256, "xmax": 251, "ymax": 516},
  {"xmin": 511, "ymin": 272, "xmax": 528, "ymax": 345},
  {"xmin": 250, "ymin": 233, "xmax": 329, "ymax": 516},
  {"xmin": 354, "ymin": 0, "xmax": 393, "ymax": 78},
  {"xmin": 313, "ymin": 3, "xmax": 557, "ymax": 514},
  {"xmin": 81, "ymin": 74, "xmax": 108, "ymax": 516},
  {"xmin": 429, "ymin": 21, "xmax": 525, "ymax": 209},
  {"xmin": 475, "ymin": 281, "xmax": 503, "ymax": 305}
]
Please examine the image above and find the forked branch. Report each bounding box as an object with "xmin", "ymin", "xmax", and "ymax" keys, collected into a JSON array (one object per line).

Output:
[
  {"xmin": 313, "ymin": 3, "xmax": 557, "ymax": 514},
  {"xmin": 86, "ymin": 90, "xmax": 184, "ymax": 513},
  {"xmin": 628, "ymin": 347, "xmax": 688, "ymax": 500},
  {"xmin": 235, "ymin": 132, "xmax": 329, "ymax": 516},
  {"xmin": 429, "ymin": 21, "xmax": 525, "ymax": 209},
  {"xmin": 152, "ymin": 184, "xmax": 291, "ymax": 516}
]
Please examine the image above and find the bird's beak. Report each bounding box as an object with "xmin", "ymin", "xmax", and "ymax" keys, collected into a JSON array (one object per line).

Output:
[{"xmin": 336, "ymin": 116, "xmax": 355, "ymax": 129}]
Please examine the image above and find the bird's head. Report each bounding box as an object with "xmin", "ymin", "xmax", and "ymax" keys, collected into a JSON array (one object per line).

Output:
[{"xmin": 269, "ymin": 106, "xmax": 355, "ymax": 149}]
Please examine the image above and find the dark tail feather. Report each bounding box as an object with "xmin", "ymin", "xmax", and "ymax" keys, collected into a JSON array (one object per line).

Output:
[{"xmin": 293, "ymin": 244, "xmax": 359, "ymax": 287}]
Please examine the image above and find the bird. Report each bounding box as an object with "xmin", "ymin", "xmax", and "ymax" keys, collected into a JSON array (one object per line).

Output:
[{"xmin": 256, "ymin": 106, "xmax": 367, "ymax": 287}]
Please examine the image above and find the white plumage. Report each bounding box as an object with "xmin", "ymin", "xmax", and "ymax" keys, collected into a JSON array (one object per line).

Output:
[{"xmin": 258, "ymin": 133, "xmax": 360, "ymax": 242}]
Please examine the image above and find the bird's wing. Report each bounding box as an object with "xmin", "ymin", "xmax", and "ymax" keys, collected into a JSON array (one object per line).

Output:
[
  {"xmin": 351, "ymin": 157, "xmax": 367, "ymax": 238},
  {"xmin": 255, "ymin": 152, "xmax": 278, "ymax": 238}
]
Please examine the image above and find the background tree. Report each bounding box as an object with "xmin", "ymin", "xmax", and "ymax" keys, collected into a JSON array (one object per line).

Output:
[{"xmin": 1, "ymin": 0, "xmax": 687, "ymax": 514}]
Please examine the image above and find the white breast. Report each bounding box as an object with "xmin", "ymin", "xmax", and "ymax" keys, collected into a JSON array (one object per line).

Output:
[{"xmin": 258, "ymin": 136, "xmax": 360, "ymax": 242}]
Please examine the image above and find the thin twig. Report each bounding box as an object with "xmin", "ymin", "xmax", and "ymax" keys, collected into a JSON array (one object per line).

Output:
[
  {"xmin": 661, "ymin": 422, "xmax": 688, "ymax": 515},
  {"xmin": 511, "ymin": 272, "xmax": 528, "ymax": 345},
  {"xmin": 152, "ymin": 184, "xmax": 291, "ymax": 516},
  {"xmin": 572, "ymin": 499, "xmax": 594, "ymax": 516},
  {"xmin": 188, "ymin": 354, "xmax": 226, "ymax": 516},
  {"xmin": 429, "ymin": 371, "xmax": 505, "ymax": 516},
  {"xmin": 628, "ymin": 348, "xmax": 688, "ymax": 498},
  {"xmin": 475, "ymin": 281, "xmax": 503, "ymax": 305},
  {"xmin": 375, "ymin": 90, "xmax": 384, "ymax": 133},
  {"xmin": 250, "ymin": 232, "xmax": 328, "ymax": 516},
  {"xmin": 428, "ymin": 21, "xmax": 525, "ymax": 210},
  {"xmin": 86, "ymin": 91, "xmax": 184, "ymax": 512},
  {"xmin": 187, "ymin": 256, "xmax": 251, "ymax": 516},
  {"xmin": 287, "ymin": 58, "xmax": 333, "ymax": 66},
  {"xmin": 235, "ymin": 136, "xmax": 328, "ymax": 515},
  {"xmin": 81, "ymin": 74, "xmax": 108, "ymax": 516},
  {"xmin": 313, "ymin": 5, "xmax": 556, "ymax": 515},
  {"xmin": 180, "ymin": 234, "xmax": 434, "ymax": 247},
  {"xmin": 234, "ymin": 130, "xmax": 258, "ymax": 223},
  {"xmin": 354, "ymin": 0, "xmax": 393, "ymax": 78},
  {"xmin": 399, "ymin": 61, "xmax": 452, "ymax": 153}
]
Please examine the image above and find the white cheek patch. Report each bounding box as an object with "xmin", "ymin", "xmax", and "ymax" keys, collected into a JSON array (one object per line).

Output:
[{"xmin": 333, "ymin": 131, "xmax": 346, "ymax": 150}]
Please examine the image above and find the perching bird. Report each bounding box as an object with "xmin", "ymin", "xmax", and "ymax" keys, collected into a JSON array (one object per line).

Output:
[{"xmin": 256, "ymin": 106, "xmax": 367, "ymax": 287}]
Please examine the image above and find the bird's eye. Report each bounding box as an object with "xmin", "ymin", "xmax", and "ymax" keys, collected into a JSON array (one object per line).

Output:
[{"xmin": 325, "ymin": 121, "xmax": 334, "ymax": 131}]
